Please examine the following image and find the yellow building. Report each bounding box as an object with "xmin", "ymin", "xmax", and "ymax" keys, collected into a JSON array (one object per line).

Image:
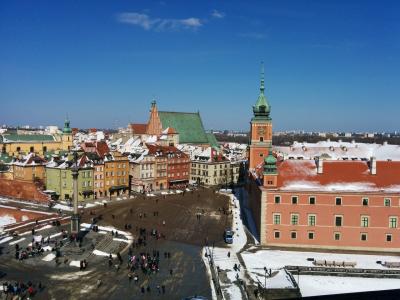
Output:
[
  {"xmin": 12, "ymin": 153, "xmax": 47, "ymax": 183},
  {"xmin": 104, "ymin": 151, "xmax": 130, "ymax": 197},
  {"xmin": 0, "ymin": 119, "xmax": 73, "ymax": 156}
]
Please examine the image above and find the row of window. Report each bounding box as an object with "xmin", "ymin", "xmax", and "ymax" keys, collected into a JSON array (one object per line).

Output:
[
  {"xmin": 192, "ymin": 163, "xmax": 230, "ymax": 169},
  {"xmin": 167, "ymin": 172, "xmax": 188, "ymax": 177},
  {"xmin": 273, "ymin": 231, "xmax": 395, "ymax": 242},
  {"xmin": 106, "ymin": 178, "xmax": 126, "ymax": 185},
  {"xmin": 105, "ymin": 171, "xmax": 126, "ymax": 177},
  {"xmin": 273, "ymin": 213, "xmax": 398, "ymax": 228},
  {"xmin": 105, "ymin": 163, "xmax": 127, "ymax": 169},
  {"xmin": 274, "ymin": 195, "xmax": 394, "ymax": 207}
]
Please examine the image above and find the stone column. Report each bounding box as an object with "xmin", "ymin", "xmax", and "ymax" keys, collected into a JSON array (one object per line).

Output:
[{"xmin": 71, "ymin": 165, "xmax": 80, "ymax": 235}]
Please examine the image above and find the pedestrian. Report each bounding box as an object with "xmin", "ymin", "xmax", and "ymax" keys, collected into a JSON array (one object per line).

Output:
[
  {"xmin": 162, "ymin": 285, "xmax": 166, "ymax": 294},
  {"xmin": 170, "ymin": 269, "xmax": 173, "ymax": 276},
  {"xmin": 162, "ymin": 220, "xmax": 166, "ymax": 226},
  {"xmin": 97, "ymin": 279, "xmax": 102, "ymax": 287},
  {"xmin": 147, "ymin": 286, "xmax": 151, "ymax": 293},
  {"xmin": 157, "ymin": 285, "xmax": 161, "ymax": 294},
  {"xmin": 141, "ymin": 286, "xmax": 145, "ymax": 294},
  {"xmin": 227, "ymin": 251, "xmax": 231, "ymax": 258}
]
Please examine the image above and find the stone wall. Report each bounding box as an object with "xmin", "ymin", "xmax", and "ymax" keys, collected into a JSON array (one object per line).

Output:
[{"xmin": 0, "ymin": 178, "xmax": 50, "ymax": 203}]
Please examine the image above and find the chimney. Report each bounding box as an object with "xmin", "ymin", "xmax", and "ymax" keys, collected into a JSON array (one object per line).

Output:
[
  {"xmin": 317, "ymin": 158, "xmax": 323, "ymax": 174},
  {"xmin": 370, "ymin": 156, "xmax": 377, "ymax": 175}
]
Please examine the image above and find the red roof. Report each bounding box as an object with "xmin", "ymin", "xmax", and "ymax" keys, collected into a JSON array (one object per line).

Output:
[
  {"xmin": 95, "ymin": 141, "xmax": 109, "ymax": 158},
  {"xmin": 274, "ymin": 160, "xmax": 400, "ymax": 192},
  {"xmin": 163, "ymin": 127, "xmax": 177, "ymax": 134},
  {"xmin": 129, "ymin": 123, "xmax": 147, "ymax": 135},
  {"xmin": 145, "ymin": 143, "xmax": 188, "ymax": 158}
]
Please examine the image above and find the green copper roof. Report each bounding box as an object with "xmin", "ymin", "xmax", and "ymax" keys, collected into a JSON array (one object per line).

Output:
[
  {"xmin": 63, "ymin": 118, "xmax": 72, "ymax": 134},
  {"xmin": 2, "ymin": 134, "xmax": 55, "ymax": 142},
  {"xmin": 206, "ymin": 133, "xmax": 219, "ymax": 149},
  {"xmin": 253, "ymin": 62, "xmax": 271, "ymax": 119},
  {"xmin": 158, "ymin": 111, "xmax": 209, "ymax": 144},
  {"xmin": 265, "ymin": 150, "xmax": 277, "ymax": 164},
  {"xmin": 264, "ymin": 150, "xmax": 277, "ymax": 174}
]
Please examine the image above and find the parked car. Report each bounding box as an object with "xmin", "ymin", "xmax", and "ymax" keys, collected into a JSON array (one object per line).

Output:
[{"xmin": 224, "ymin": 229, "xmax": 234, "ymax": 244}]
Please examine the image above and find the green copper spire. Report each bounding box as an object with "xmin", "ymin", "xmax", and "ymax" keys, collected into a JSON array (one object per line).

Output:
[
  {"xmin": 260, "ymin": 61, "xmax": 265, "ymax": 93},
  {"xmin": 264, "ymin": 149, "xmax": 277, "ymax": 174},
  {"xmin": 253, "ymin": 62, "xmax": 271, "ymax": 119},
  {"xmin": 63, "ymin": 116, "xmax": 72, "ymax": 134}
]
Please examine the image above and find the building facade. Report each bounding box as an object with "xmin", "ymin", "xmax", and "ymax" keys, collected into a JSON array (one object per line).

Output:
[
  {"xmin": 104, "ymin": 152, "xmax": 129, "ymax": 197},
  {"xmin": 130, "ymin": 154, "xmax": 156, "ymax": 192},
  {"xmin": 190, "ymin": 148, "xmax": 241, "ymax": 186},
  {"xmin": 45, "ymin": 154, "xmax": 94, "ymax": 201}
]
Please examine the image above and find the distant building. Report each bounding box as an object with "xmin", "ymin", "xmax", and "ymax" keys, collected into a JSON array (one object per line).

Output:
[
  {"xmin": 0, "ymin": 119, "xmax": 73, "ymax": 156},
  {"xmin": 146, "ymin": 101, "xmax": 217, "ymax": 147}
]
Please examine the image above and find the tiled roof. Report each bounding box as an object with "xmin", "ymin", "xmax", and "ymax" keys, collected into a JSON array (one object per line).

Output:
[
  {"xmin": 158, "ymin": 111, "xmax": 208, "ymax": 144},
  {"xmin": 275, "ymin": 159, "xmax": 400, "ymax": 193},
  {"xmin": 206, "ymin": 133, "xmax": 219, "ymax": 149},
  {"xmin": 129, "ymin": 123, "xmax": 147, "ymax": 135},
  {"xmin": 2, "ymin": 134, "xmax": 55, "ymax": 142},
  {"xmin": 162, "ymin": 127, "xmax": 177, "ymax": 134},
  {"xmin": 146, "ymin": 143, "xmax": 188, "ymax": 158},
  {"xmin": 96, "ymin": 141, "xmax": 109, "ymax": 158}
]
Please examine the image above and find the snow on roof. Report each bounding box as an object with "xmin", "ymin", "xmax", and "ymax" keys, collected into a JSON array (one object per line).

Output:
[
  {"xmin": 276, "ymin": 141, "xmax": 400, "ymax": 161},
  {"xmin": 275, "ymin": 159, "xmax": 400, "ymax": 193}
]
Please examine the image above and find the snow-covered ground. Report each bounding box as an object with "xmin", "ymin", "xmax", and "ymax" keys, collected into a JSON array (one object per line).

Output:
[
  {"xmin": 203, "ymin": 191, "xmax": 248, "ymax": 300},
  {"xmin": 0, "ymin": 215, "xmax": 16, "ymax": 227},
  {"xmin": 241, "ymin": 248, "xmax": 400, "ymax": 296},
  {"xmin": 241, "ymin": 248, "xmax": 400, "ymax": 270},
  {"xmin": 299, "ymin": 275, "xmax": 400, "ymax": 297}
]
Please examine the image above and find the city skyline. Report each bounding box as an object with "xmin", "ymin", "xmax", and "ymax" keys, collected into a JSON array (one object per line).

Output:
[{"xmin": 1, "ymin": 0, "xmax": 399, "ymax": 131}]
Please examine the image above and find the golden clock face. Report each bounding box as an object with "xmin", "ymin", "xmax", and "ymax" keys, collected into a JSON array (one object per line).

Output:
[{"xmin": 257, "ymin": 126, "xmax": 266, "ymax": 135}]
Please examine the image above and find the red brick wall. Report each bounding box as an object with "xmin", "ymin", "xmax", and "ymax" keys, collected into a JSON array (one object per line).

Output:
[
  {"xmin": 264, "ymin": 191, "xmax": 400, "ymax": 252},
  {"xmin": 0, "ymin": 178, "xmax": 50, "ymax": 203},
  {"xmin": 0, "ymin": 207, "xmax": 55, "ymax": 223}
]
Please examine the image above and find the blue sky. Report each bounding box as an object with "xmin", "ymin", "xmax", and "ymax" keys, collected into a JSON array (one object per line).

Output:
[{"xmin": 1, "ymin": 0, "xmax": 399, "ymax": 132}]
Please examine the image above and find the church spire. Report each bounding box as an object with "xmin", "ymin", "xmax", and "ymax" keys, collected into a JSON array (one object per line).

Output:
[
  {"xmin": 260, "ymin": 61, "xmax": 265, "ymax": 94},
  {"xmin": 253, "ymin": 62, "xmax": 271, "ymax": 119}
]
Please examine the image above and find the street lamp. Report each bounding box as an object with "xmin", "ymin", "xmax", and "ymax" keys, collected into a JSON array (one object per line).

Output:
[{"xmin": 263, "ymin": 267, "xmax": 267, "ymax": 289}]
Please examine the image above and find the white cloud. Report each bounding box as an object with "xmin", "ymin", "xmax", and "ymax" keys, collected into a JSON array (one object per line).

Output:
[
  {"xmin": 211, "ymin": 9, "xmax": 225, "ymax": 19},
  {"xmin": 117, "ymin": 12, "xmax": 202, "ymax": 31},
  {"xmin": 117, "ymin": 13, "xmax": 156, "ymax": 30}
]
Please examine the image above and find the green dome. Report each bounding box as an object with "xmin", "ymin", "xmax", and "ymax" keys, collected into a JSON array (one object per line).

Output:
[
  {"xmin": 265, "ymin": 150, "xmax": 277, "ymax": 164},
  {"xmin": 264, "ymin": 150, "xmax": 277, "ymax": 175},
  {"xmin": 63, "ymin": 118, "xmax": 72, "ymax": 134}
]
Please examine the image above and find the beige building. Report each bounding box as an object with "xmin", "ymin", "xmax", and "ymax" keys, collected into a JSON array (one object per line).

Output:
[
  {"xmin": 189, "ymin": 148, "xmax": 241, "ymax": 186},
  {"xmin": 130, "ymin": 154, "xmax": 156, "ymax": 192}
]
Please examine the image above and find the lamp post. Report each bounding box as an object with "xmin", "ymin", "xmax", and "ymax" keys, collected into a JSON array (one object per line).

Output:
[
  {"xmin": 70, "ymin": 151, "xmax": 81, "ymax": 237},
  {"xmin": 263, "ymin": 267, "xmax": 267, "ymax": 289}
]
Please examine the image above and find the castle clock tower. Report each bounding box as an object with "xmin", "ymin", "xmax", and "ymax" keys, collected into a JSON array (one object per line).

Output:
[{"xmin": 249, "ymin": 63, "xmax": 273, "ymax": 170}]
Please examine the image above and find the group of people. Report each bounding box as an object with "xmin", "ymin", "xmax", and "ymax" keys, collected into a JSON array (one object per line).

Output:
[{"xmin": 1, "ymin": 281, "xmax": 42, "ymax": 298}]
